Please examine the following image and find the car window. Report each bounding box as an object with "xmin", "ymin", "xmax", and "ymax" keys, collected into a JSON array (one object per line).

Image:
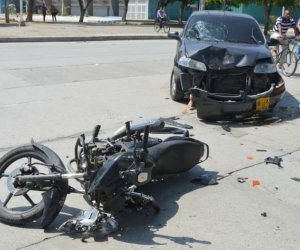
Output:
[{"xmin": 185, "ymin": 15, "xmax": 265, "ymax": 45}]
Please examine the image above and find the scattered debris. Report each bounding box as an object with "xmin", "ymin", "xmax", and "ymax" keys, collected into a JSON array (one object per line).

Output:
[
  {"xmin": 160, "ymin": 117, "xmax": 193, "ymax": 129},
  {"xmin": 191, "ymin": 175, "xmax": 218, "ymax": 185},
  {"xmin": 237, "ymin": 178, "xmax": 246, "ymax": 183},
  {"xmin": 291, "ymin": 177, "xmax": 300, "ymax": 182},
  {"xmin": 261, "ymin": 212, "xmax": 267, "ymax": 217},
  {"xmin": 182, "ymin": 109, "xmax": 188, "ymax": 114},
  {"xmin": 252, "ymin": 180, "xmax": 260, "ymax": 186},
  {"xmin": 274, "ymin": 119, "xmax": 282, "ymax": 123},
  {"xmin": 66, "ymin": 155, "xmax": 69, "ymax": 158},
  {"xmin": 265, "ymin": 156, "xmax": 283, "ymax": 168},
  {"xmin": 165, "ymin": 97, "xmax": 170, "ymax": 99},
  {"xmin": 275, "ymin": 226, "xmax": 280, "ymax": 230},
  {"xmin": 256, "ymin": 149, "xmax": 267, "ymax": 152},
  {"xmin": 247, "ymin": 156, "xmax": 254, "ymax": 160},
  {"xmin": 222, "ymin": 125, "xmax": 231, "ymax": 132}
]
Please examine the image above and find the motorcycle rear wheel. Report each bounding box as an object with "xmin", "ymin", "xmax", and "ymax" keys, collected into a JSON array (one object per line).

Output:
[{"xmin": 0, "ymin": 145, "xmax": 51, "ymax": 225}]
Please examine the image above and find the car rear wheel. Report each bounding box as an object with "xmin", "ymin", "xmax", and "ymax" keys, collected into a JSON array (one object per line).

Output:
[{"xmin": 170, "ymin": 69, "xmax": 184, "ymax": 101}]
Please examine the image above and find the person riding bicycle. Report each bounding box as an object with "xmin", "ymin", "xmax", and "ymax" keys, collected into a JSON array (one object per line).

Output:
[
  {"xmin": 270, "ymin": 10, "xmax": 299, "ymax": 68},
  {"xmin": 157, "ymin": 6, "xmax": 166, "ymax": 31},
  {"xmin": 297, "ymin": 18, "xmax": 300, "ymax": 58}
]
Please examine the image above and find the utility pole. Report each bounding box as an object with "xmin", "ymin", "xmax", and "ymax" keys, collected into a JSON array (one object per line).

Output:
[
  {"xmin": 199, "ymin": 0, "xmax": 205, "ymax": 11},
  {"xmin": 5, "ymin": 0, "xmax": 9, "ymax": 23},
  {"xmin": 19, "ymin": 0, "xmax": 25, "ymax": 26}
]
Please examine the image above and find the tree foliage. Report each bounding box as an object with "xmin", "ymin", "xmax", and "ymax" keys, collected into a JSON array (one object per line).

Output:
[{"xmin": 205, "ymin": 0, "xmax": 239, "ymax": 10}]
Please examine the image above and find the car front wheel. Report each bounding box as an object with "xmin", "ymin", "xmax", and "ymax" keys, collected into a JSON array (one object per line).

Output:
[{"xmin": 170, "ymin": 69, "xmax": 184, "ymax": 101}]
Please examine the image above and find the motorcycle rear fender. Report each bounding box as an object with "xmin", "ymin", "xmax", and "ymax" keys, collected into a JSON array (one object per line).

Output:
[
  {"xmin": 31, "ymin": 138, "xmax": 65, "ymax": 169},
  {"xmin": 30, "ymin": 139, "xmax": 68, "ymax": 229},
  {"xmin": 41, "ymin": 188, "xmax": 66, "ymax": 229}
]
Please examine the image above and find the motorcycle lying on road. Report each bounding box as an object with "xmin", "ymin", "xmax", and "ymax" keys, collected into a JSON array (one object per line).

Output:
[{"xmin": 0, "ymin": 118, "xmax": 209, "ymax": 240}]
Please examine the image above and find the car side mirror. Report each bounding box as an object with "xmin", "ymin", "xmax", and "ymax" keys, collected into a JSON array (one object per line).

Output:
[{"xmin": 168, "ymin": 31, "xmax": 181, "ymax": 42}]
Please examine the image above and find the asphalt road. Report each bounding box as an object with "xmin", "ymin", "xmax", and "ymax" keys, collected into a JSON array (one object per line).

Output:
[{"xmin": 1, "ymin": 40, "xmax": 300, "ymax": 250}]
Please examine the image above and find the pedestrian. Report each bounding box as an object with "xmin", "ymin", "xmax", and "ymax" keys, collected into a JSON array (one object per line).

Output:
[
  {"xmin": 270, "ymin": 10, "xmax": 299, "ymax": 68},
  {"xmin": 297, "ymin": 18, "xmax": 300, "ymax": 58},
  {"xmin": 41, "ymin": 4, "xmax": 46, "ymax": 22},
  {"xmin": 157, "ymin": 6, "xmax": 166, "ymax": 31},
  {"xmin": 51, "ymin": 5, "xmax": 58, "ymax": 23}
]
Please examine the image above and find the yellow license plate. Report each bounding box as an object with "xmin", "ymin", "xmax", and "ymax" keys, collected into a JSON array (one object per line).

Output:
[{"xmin": 256, "ymin": 97, "xmax": 270, "ymax": 111}]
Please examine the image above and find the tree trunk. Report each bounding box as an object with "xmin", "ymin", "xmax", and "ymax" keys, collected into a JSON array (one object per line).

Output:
[
  {"xmin": 122, "ymin": 0, "xmax": 129, "ymax": 21},
  {"xmin": 178, "ymin": 4, "xmax": 184, "ymax": 24},
  {"xmin": 26, "ymin": 0, "xmax": 34, "ymax": 21},
  {"xmin": 5, "ymin": 0, "xmax": 9, "ymax": 23},
  {"xmin": 78, "ymin": 0, "xmax": 85, "ymax": 22},
  {"xmin": 263, "ymin": 0, "xmax": 274, "ymax": 36},
  {"xmin": 222, "ymin": 0, "xmax": 227, "ymax": 11}
]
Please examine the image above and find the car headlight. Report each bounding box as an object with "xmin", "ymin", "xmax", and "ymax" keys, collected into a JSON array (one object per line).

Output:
[
  {"xmin": 254, "ymin": 63, "xmax": 277, "ymax": 73},
  {"xmin": 178, "ymin": 56, "xmax": 207, "ymax": 71}
]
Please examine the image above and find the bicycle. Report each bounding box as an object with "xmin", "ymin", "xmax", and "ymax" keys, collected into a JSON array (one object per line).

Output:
[
  {"xmin": 268, "ymin": 38, "xmax": 298, "ymax": 77},
  {"xmin": 154, "ymin": 16, "xmax": 170, "ymax": 33}
]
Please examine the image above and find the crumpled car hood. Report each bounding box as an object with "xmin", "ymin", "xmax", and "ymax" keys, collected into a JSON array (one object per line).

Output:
[{"xmin": 184, "ymin": 39, "xmax": 271, "ymax": 70}]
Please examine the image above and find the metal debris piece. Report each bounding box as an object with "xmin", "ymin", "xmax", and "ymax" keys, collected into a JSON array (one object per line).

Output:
[
  {"xmin": 261, "ymin": 212, "xmax": 267, "ymax": 217},
  {"xmin": 275, "ymin": 226, "xmax": 280, "ymax": 230},
  {"xmin": 256, "ymin": 149, "xmax": 267, "ymax": 152},
  {"xmin": 222, "ymin": 125, "xmax": 231, "ymax": 132},
  {"xmin": 291, "ymin": 177, "xmax": 300, "ymax": 182},
  {"xmin": 237, "ymin": 178, "xmax": 246, "ymax": 183},
  {"xmin": 265, "ymin": 156, "xmax": 283, "ymax": 168},
  {"xmin": 160, "ymin": 117, "xmax": 193, "ymax": 129},
  {"xmin": 274, "ymin": 119, "xmax": 282, "ymax": 123}
]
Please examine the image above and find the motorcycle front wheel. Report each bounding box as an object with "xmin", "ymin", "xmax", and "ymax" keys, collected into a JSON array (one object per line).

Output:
[{"xmin": 0, "ymin": 145, "xmax": 52, "ymax": 225}]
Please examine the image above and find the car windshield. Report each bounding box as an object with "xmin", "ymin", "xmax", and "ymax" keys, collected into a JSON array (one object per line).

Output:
[{"xmin": 185, "ymin": 14, "xmax": 265, "ymax": 44}]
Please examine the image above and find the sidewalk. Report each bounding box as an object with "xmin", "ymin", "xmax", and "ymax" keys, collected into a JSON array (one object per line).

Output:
[{"xmin": 0, "ymin": 14, "xmax": 184, "ymax": 43}]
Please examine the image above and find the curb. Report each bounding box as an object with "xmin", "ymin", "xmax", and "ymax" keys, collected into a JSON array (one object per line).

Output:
[{"xmin": 0, "ymin": 34, "xmax": 170, "ymax": 43}]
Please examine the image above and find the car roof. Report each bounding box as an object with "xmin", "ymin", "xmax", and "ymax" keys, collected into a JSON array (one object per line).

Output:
[{"xmin": 190, "ymin": 10, "xmax": 255, "ymax": 20}]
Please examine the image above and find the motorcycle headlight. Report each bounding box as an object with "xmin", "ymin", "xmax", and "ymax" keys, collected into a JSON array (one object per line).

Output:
[
  {"xmin": 254, "ymin": 63, "xmax": 277, "ymax": 73},
  {"xmin": 178, "ymin": 56, "xmax": 207, "ymax": 71}
]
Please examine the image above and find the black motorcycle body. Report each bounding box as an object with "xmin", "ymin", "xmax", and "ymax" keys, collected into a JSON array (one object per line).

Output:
[{"xmin": 0, "ymin": 118, "xmax": 208, "ymax": 238}]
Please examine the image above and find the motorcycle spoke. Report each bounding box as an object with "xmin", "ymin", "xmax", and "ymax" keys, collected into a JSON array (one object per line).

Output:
[
  {"xmin": 3, "ymin": 193, "xmax": 13, "ymax": 207},
  {"xmin": 27, "ymin": 156, "xmax": 32, "ymax": 165},
  {"xmin": 23, "ymin": 193, "xmax": 36, "ymax": 207}
]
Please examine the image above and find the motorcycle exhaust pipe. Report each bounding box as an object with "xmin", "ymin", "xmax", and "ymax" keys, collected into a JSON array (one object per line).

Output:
[{"xmin": 16, "ymin": 173, "xmax": 86, "ymax": 182}]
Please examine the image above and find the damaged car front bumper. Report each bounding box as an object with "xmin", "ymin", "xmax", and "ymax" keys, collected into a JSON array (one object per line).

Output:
[{"xmin": 190, "ymin": 82, "xmax": 285, "ymax": 121}]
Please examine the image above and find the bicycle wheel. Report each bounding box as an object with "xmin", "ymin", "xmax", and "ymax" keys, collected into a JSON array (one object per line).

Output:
[
  {"xmin": 282, "ymin": 52, "xmax": 297, "ymax": 77},
  {"xmin": 163, "ymin": 22, "xmax": 170, "ymax": 33},
  {"xmin": 154, "ymin": 22, "xmax": 160, "ymax": 32}
]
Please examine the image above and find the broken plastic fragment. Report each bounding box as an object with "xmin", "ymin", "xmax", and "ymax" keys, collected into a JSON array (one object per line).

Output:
[
  {"xmin": 252, "ymin": 180, "xmax": 260, "ymax": 186},
  {"xmin": 222, "ymin": 125, "xmax": 231, "ymax": 132},
  {"xmin": 191, "ymin": 176, "xmax": 218, "ymax": 185},
  {"xmin": 261, "ymin": 212, "xmax": 267, "ymax": 217},
  {"xmin": 265, "ymin": 156, "xmax": 283, "ymax": 168},
  {"xmin": 291, "ymin": 177, "xmax": 300, "ymax": 182}
]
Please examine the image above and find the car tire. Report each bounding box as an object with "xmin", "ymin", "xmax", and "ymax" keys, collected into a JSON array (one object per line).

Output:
[{"xmin": 170, "ymin": 69, "xmax": 184, "ymax": 101}]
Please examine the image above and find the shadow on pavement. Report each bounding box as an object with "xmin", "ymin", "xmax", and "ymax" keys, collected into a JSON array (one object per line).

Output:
[{"xmin": 57, "ymin": 165, "xmax": 219, "ymax": 246}]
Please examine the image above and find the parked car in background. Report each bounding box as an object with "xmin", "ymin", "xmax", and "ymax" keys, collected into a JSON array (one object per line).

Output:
[{"xmin": 168, "ymin": 11, "xmax": 285, "ymax": 121}]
